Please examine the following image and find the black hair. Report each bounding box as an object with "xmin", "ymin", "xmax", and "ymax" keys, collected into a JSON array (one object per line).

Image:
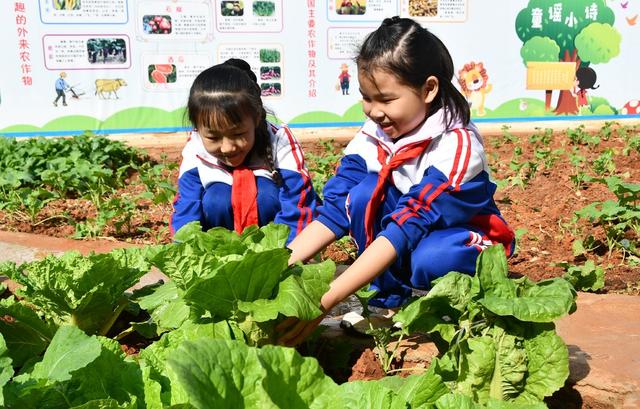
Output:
[
  {"xmin": 186, "ymin": 58, "xmax": 282, "ymax": 185},
  {"xmin": 576, "ymin": 67, "xmax": 599, "ymax": 91},
  {"xmin": 356, "ymin": 16, "xmax": 470, "ymax": 129}
]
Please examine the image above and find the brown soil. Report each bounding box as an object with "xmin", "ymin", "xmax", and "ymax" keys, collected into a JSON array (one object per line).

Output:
[
  {"xmin": 346, "ymin": 333, "xmax": 437, "ymax": 382},
  {"xmin": 1, "ymin": 126, "xmax": 638, "ymax": 293},
  {"xmin": 349, "ymin": 348, "xmax": 387, "ymax": 381},
  {"xmin": 487, "ymin": 128, "xmax": 640, "ymax": 294}
]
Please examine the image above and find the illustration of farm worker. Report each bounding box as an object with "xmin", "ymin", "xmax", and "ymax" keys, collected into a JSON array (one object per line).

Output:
[
  {"xmin": 53, "ymin": 72, "xmax": 70, "ymax": 107},
  {"xmin": 457, "ymin": 61, "xmax": 492, "ymax": 117},
  {"xmin": 278, "ymin": 17, "xmax": 514, "ymax": 345},
  {"xmin": 572, "ymin": 67, "xmax": 599, "ymax": 110},
  {"xmin": 338, "ymin": 63, "xmax": 351, "ymax": 95},
  {"xmin": 171, "ymin": 58, "xmax": 319, "ymax": 244}
]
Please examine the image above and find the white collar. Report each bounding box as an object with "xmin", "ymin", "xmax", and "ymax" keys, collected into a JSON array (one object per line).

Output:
[{"xmin": 361, "ymin": 108, "xmax": 477, "ymax": 152}]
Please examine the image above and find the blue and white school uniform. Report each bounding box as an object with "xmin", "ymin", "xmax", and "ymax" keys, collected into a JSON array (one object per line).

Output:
[
  {"xmin": 317, "ymin": 109, "xmax": 514, "ymax": 308},
  {"xmin": 171, "ymin": 122, "xmax": 318, "ymax": 244}
]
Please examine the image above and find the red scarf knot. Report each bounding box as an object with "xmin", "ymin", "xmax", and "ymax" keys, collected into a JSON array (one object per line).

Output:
[{"xmin": 364, "ymin": 139, "xmax": 431, "ymax": 246}]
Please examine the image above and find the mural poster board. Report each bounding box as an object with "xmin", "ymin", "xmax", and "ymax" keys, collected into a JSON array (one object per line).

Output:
[{"xmin": 1, "ymin": 0, "xmax": 639, "ymax": 137}]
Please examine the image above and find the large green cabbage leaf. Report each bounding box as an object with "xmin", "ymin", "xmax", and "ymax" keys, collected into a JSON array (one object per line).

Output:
[
  {"xmin": 3, "ymin": 247, "xmax": 151, "ymax": 335},
  {"xmin": 166, "ymin": 339, "xmax": 338, "ymax": 409},
  {"xmin": 0, "ymin": 296, "xmax": 58, "ymax": 367},
  {"xmin": 4, "ymin": 325, "xmax": 144, "ymax": 408},
  {"xmin": 0, "ymin": 333, "xmax": 14, "ymax": 406},
  {"xmin": 145, "ymin": 223, "xmax": 334, "ymax": 345}
]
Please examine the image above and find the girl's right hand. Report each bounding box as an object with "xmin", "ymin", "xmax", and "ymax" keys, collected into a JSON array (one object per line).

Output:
[
  {"xmin": 276, "ymin": 284, "xmax": 336, "ymax": 346},
  {"xmin": 278, "ymin": 236, "xmax": 398, "ymax": 346},
  {"xmin": 276, "ymin": 313, "xmax": 327, "ymax": 347}
]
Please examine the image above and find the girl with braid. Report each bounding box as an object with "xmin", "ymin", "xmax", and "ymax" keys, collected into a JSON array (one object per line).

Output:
[
  {"xmin": 171, "ymin": 59, "xmax": 318, "ymax": 244},
  {"xmin": 278, "ymin": 17, "xmax": 514, "ymax": 345}
]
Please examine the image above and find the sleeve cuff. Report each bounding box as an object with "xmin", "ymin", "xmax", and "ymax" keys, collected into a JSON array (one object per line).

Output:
[
  {"xmin": 379, "ymin": 222, "xmax": 411, "ymax": 257},
  {"xmin": 316, "ymin": 215, "xmax": 347, "ymax": 239}
]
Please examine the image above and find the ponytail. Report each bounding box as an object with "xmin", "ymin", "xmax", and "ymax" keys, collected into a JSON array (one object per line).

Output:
[
  {"xmin": 263, "ymin": 133, "xmax": 283, "ymax": 186},
  {"xmin": 254, "ymin": 106, "xmax": 283, "ymax": 187},
  {"xmin": 438, "ymin": 73, "xmax": 470, "ymax": 128}
]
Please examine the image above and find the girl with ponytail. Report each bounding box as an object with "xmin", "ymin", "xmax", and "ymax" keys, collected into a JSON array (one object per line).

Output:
[
  {"xmin": 171, "ymin": 58, "xmax": 318, "ymax": 244},
  {"xmin": 279, "ymin": 17, "xmax": 514, "ymax": 345}
]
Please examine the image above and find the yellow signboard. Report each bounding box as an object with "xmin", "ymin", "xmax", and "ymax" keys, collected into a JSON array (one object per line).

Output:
[{"xmin": 526, "ymin": 62, "xmax": 576, "ymax": 90}]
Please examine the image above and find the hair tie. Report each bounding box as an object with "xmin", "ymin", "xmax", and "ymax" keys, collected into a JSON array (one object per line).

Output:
[
  {"xmin": 382, "ymin": 16, "xmax": 401, "ymax": 26},
  {"xmin": 223, "ymin": 58, "xmax": 258, "ymax": 85}
]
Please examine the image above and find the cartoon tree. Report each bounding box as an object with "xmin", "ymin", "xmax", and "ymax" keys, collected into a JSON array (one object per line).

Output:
[{"xmin": 516, "ymin": 0, "xmax": 621, "ymax": 114}]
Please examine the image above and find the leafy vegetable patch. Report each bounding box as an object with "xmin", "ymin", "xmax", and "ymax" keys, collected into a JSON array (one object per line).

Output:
[{"xmin": 395, "ymin": 245, "xmax": 577, "ymax": 405}]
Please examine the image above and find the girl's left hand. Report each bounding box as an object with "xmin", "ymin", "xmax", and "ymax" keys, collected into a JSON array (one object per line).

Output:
[{"xmin": 276, "ymin": 313, "xmax": 327, "ymax": 347}]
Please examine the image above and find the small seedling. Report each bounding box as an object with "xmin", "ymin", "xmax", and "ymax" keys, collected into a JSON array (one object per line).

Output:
[{"xmin": 557, "ymin": 260, "xmax": 605, "ymax": 292}]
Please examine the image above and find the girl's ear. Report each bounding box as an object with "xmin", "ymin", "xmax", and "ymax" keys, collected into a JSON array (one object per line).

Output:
[{"xmin": 423, "ymin": 76, "xmax": 439, "ymax": 104}]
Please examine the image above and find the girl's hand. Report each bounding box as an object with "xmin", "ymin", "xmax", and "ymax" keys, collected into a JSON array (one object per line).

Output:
[
  {"xmin": 287, "ymin": 220, "xmax": 336, "ymax": 265},
  {"xmin": 275, "ymin": 313, "xmax": 327, "ymax": 347},
  {"xmin": 278, "ymin": 236, "xmax": 398, "ymax": 346},
  {"xmin": 277, "ymin": 292, "xmax": 334, "ymax": 347}
]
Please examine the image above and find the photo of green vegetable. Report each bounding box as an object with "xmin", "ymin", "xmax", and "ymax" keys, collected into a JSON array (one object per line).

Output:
[
  {"xmin": 0, "ymin": 227, "xmax": 580, "ymax": 408},
  {"xmin": 259, "ymin": 48, "xmax": 280, "ymax": 63},
  {"xmin": 253, "ymin": 1, "xmax": 275, "ymax": 16}
]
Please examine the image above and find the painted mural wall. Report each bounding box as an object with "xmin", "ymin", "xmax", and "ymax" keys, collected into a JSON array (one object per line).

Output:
[{"xmin": 1, "ymin": 0, "xmax": 639, "ymax": 137}]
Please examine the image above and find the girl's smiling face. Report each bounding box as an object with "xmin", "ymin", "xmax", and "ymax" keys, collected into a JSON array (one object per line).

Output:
[
  {"xmin": 358, "ymin": 69, "xmax": 436, "ymax": 139},
  {"xmin": 199, "ymin": 115, "xmax": 256, "ymax": 167}
]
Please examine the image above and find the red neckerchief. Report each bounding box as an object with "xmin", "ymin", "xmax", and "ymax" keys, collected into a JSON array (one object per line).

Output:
[
  {"xmin": 231, "ymin": 166, "xmax": 259, "ymax": 234},
  {"xmin": 364, "ymin": 139, "xmax": 432, "ymax": 246}
]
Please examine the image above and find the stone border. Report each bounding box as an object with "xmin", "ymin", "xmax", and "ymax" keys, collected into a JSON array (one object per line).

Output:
[{"xmin": 104, "ymin": 118, "xmax": 640, "ymax": 149}]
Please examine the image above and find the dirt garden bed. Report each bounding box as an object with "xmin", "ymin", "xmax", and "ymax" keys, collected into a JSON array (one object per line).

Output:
[{"xmin": 1, "ymin": 122, "xmax": 638, "ymax": 293}]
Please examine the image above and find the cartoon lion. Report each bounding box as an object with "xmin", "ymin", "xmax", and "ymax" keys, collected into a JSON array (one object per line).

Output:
[{"xmin": 457, "ymin": 62, "xmax": 492, "ymax": 117}]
